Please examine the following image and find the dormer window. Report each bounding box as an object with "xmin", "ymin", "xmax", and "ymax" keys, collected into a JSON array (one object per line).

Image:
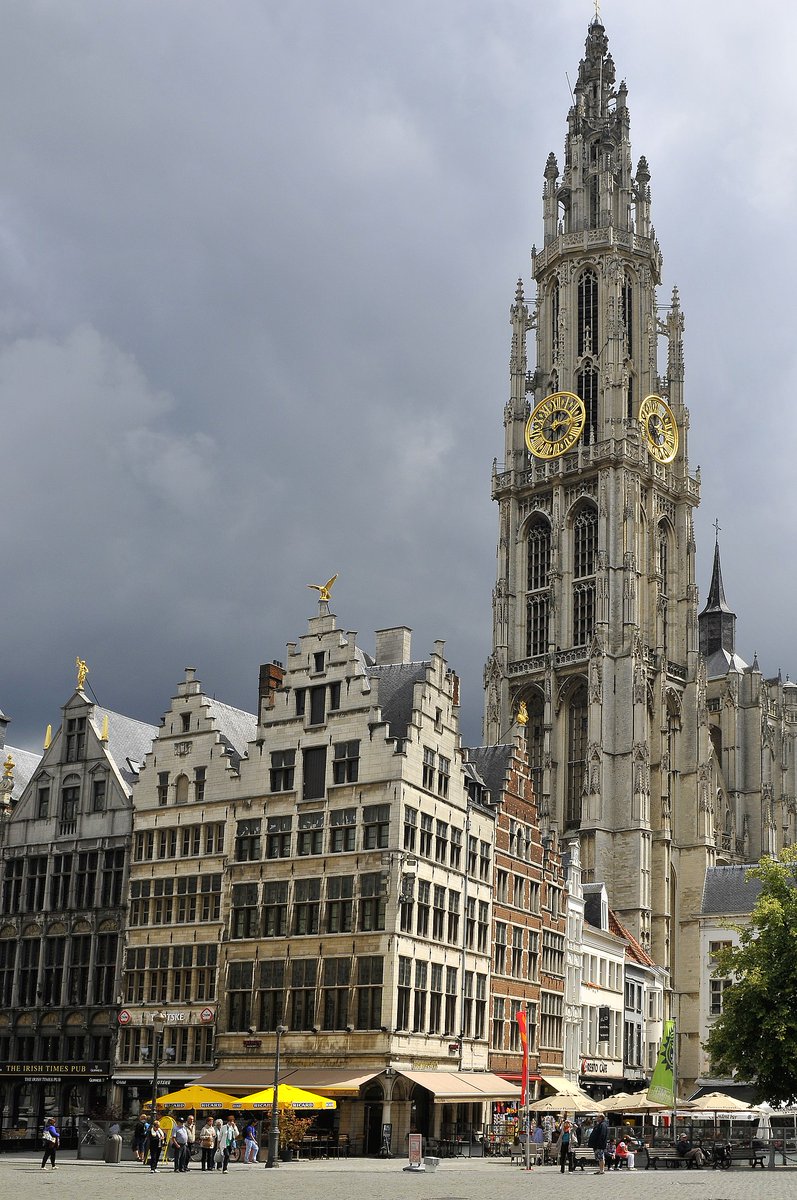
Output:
[
  {"xmin": 65, "ymin": 716, "xmax": 86, "ymax": 762},
  {"xmin": 180, "ymin": 712, "xmax": 191, "ymax": 733},
  {"xmin": 313, "ymin": 651, "xmax": 325, "ymax": 673}
]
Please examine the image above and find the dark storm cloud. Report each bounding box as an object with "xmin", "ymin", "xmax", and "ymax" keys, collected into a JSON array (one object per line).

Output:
[{"xmin": 2, "ymin": 1, "xmax": 795, "ymax": 751}]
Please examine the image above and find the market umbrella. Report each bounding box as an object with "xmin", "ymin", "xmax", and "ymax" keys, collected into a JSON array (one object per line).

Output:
[
  {"xmin": 154, "ymin": 1085, "xmax": 240, "ymax": 1110},
  {"xmin": 600, "ymin": 1091, "xmax": 668, "ymax": 1113},
  {"xmin": 756, "ymin": 1102, "xmax": 774, "ymax": 1141},
  {"xmin": 683, "ymin": 1091, "xmax": 754, "ymax": 1113},
  {"xmin": 533, "ymin": 1091, "xmax": 596, "ymax": 1114},
  {"xmin": 232, "ymin": 1085, "xmax": 337, "ymax": 1110}
]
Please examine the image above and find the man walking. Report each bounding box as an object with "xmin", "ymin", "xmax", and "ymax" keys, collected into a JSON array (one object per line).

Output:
[
  {"xmin": 171, "ymin": 1116, "xmax": 190, "ymax": 1172},
  {"xmin": 588, "ymin": 1112, "xmax": 609, "ymax": 1175}
]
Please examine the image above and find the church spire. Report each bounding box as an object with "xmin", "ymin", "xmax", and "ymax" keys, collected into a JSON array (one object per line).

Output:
[{"xmin": 699, "ymin": 531, "xmax": 737, "ymax": 663}]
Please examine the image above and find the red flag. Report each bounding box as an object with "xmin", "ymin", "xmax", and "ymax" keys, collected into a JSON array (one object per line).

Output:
[{"xmin": 516, "ymin": 1009, "xmax": 528, "ymax": 1105}]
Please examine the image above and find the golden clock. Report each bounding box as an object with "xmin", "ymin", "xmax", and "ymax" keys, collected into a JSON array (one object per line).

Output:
[
  {"xmin": 638, "ymin": 394, "xmax": 678, "ymax": 463},
  {"xmin": 525, "ymin": 391, "xmax": 586, "ymax": 460}
]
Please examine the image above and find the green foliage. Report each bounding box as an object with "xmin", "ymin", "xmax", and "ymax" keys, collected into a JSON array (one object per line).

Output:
[{"xmin": 704, "ymin": 847, "xmax": 797, "ymax": 1104}]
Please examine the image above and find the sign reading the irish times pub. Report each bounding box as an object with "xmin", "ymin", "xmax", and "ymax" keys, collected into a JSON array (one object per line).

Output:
[{"xmin": 0, "ymin": 1061, "xmax": 109, "ymax": 1080}]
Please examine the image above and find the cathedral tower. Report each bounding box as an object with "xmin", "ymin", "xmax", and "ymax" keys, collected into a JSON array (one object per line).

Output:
[{"xmin": 484, "ymin": 17, "xmax": 713, "ymax": 1005}]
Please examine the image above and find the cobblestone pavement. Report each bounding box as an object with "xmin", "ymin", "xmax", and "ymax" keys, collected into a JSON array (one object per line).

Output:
[{"xmin": 5, "ymin": 1153, "xmax": 797, "ymax": 1200}]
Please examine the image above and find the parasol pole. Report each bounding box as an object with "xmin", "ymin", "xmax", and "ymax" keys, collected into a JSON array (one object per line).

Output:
[
  {"xmin": 671, "ymin": 1019, "xmax": 677, "ymax": 1138},
  {"xmin": 525, "ymin": 999, "xmax": 531, "ymax": 1171}
]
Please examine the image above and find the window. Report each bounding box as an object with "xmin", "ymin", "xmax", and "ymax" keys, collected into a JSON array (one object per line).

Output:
[
  {"xmin": 228, "ymin": 961, "xmax": 254, "ymax": 1031},
  {"xmin": 359, "ymin": 872, "xmax": 387, "ymax": 931},
  {"xmin": 67, "ymin": 935, "xmax": 91, "ymax": 1004},
  {"xmin": 541, "ymin": 930, "xmax": 565, "ymax": 976},
  {"xmin": 263, "ymin": 881, "xmax": 289, "ymax": 937},
  {"xmin": 329, "ymin": 681, "xmax": 341, "ymax": 710},
  {"xmin": 101, "ymin": 847, "xmax": 124, "ymax": 907},
  {"xmin": 258, "ymin": 960, "xmax": 285, "ymax": 1031},
  {"xmin": 577, "ymin": 268, "xmax": 598, "ymax": 358},
  {"xmin": 479, "ymin": 841, "xmax": 491, "ymax": 881},
  {"xmin": 266, "ymin": 815, "xmax": 291, "ymax": 859},
  {"xmin": 528, "ymin": 931, "xmax": 540, "ymax": 981},
  {"xmin": 526, "ymin": 518, "xmax": 551, "ymax": 658},
  {"xmin": 322, "ymin": 958, "xmax": 350, "ymax": 1029},
  {"xmin": 437, "ymin": 756, "xmax": 450, "ymax": 798},
  {"xmin": 495, "ymin": 922, "xmax": 507, "ymax": 974},
  {"xmin": 467, "ymin": 835, "xmax": 478, "ymax": 876},
  {"xmin": 295, "ymin": 688, "xmax": 306, "ymax": 717},
  {"xmin": 232, "ymin": 883, "xmax": 260, "ymax": 938},
  {"xmin": 477, "ymin": 901, "xmax": 489, "ymax": 952},
  {"xmin": 204, "ymin": 822, "xmax": 225, "ymax": 855},
  {"xmin": 422, "ymin": 747, "xmax": 435, "ymax": 790},
  {"xmin": 302, "ymin": 746, "xmax": 326, "ymax": 800},
  {"xmin": 42, "ymin": 937, "xmax": 65, "ymax": 1006},
  {"xmin": 450, "ymin": 827, "xmax": 462, "ymax": 869},
  {"xmin": 61, "ymin": 776, "xmax": 80, "ymax": 826},
  {"xmin": 175, "ymin": 774, "xmax": 189, "ymax": 805},
  {"xmin": 429, "ymin": 963, "xmax": 443, "ymax": 1033},
  {"xmin": 326, "ymin": 875, "xmax": 354, "ymax": 932},
  {"xmin": 200, "ymin": 873, "xmax": 222, "ymax": 922},
  {"xmin": 309, "ymin": 685, "xmax": 325, "ymax": 725},
  {"xmin": 412, "ymin": 960, "xmax": 428, "ymax": 1032},
  {"xmin": 509, "ymin": 999, "xmax": 522, "ymax": 1052},
  {"xmin": 329, "ymin": 807, "xmax": 356, "ymax": 852},
  {"xmin": 195, "ymin": 943, "xmax": 217, "ymax": 1000},
  {"xmin": 293, "ymin": 877, "xmax": 321, "ymax": 934},
  {"xmin": 399, "ymin": 874, "xmax": 414, "ymax": 932},
  {"xmin": 475, "ymin": 974, "xmax": 487, "ymax": 1039},
  {"xmin": 577, "ymin": 364, "xmax": 599, "ymax": 445},
  {"xmin": 511, "ymin": 927, "xmax": 524, "ymax": 976},
  {"xmin": 419, "ymin": 814, "xmax": 433, "ymax": 857},
  {"xmin": 290, "ymin": 959, "xmax": 317, "ymax": 1030},
  {"xmin": 26, "ymin": 856, "xmax": 48, "ymax": 910},
  {"xmin": 333, "ymin": 741, "xmax": 359, "ymax": 784},
  {"xmin": 444, "ymin": 966, "xmax": 457, "ymax": 1035},
  {"xmin": 18, "ymin": 938, "xmax": 40, "ymax": 1006},
  {"xmin": 403, "ymin": 807, "xmax": 417, "ymax": 852},
  {"xmin": 416, "ymin": 880, "xmax": 430, "ymax": 937},
  {"xmin": 435, "ymin": 820, "xmax": 448, "ymax": 864},
  {"xmin": 180, "ymin": 712, "xmax": 191, "ymax": 733},
  {"xmin": 313, "ymin": 651, "xmax": 325, "ymax": 673},
  {"xmin": 91, "ymin": 777, "xmax": 107, "ymax": 812},
  {"xmin": 93, "ymin": 932, "xmax": 118, "ymax": 1004},
  {"xmin": 447, "ymin": 891, "xmax": 460, "ymax": 944},
  {"xmin": 270, "ymin": 749, "xmax": 295, "ymax": 792},
  {"xmin": 709, "ymin": 978, "xmax": 726, "ymax": 1016},
  {"xmin": 432, "ymin": 886, "xmax": 446, "ymax": 940},
  {"xmin": 297, "ymin": 812, "xmax": 324, "ymax": 855},
  {"xmin": 159, "ymin": 827, "xmax": 178, "ymax": 859},
  {"xmin": 50, "ymin": 854, "xmax": 72, "ymax": 909},
  {"xmin": 355, "ymin": 956, "xmax": 383, "ymax": 1029},
  {"xmin": 496, "ymin": 869, "xmax": 509, "ymax": 903},
  {"xmin": 179, "ymin": 826, "xmax": 199, "ymax": 858},
  {"xmin": 540, "ymin": 990, "xmax": 564, "ymax": 1048},
  {"xmin": 396, "ymin": 957, "xmax": 411, "ymax": 1030},
  {"xmin": 157, "ymin": 772, "xmax": 169, "ymax": 806},
  {"xmin": 566, "ymin": 684, "xmax": 589, "ymax": 827},
  {"xmin": 465, "ymin": 896, "xmax": 475, "ymax": 949},
  {"xmin": 363, "ymin": 804, "xmax": 389, "ymax": 849},
  {"xmin": 37, "ymin": 784, "xmax": 50, "ymax": 819},
  {"xmin": 573, "ymin": 505, "xmax": 597, "ymax": 648},
  {"xmin": 236, "ymin": 819, "xmax": 262, "ymax": 861},
  {"xmin": 192, "ymin": 765, "xmax": 206, "ymax": 802},
  {"xmin": 622, "ymin": 272, "xmax": 633, "ymax": 360},
  {"xmin": 65, "ymin": 716, "xmax": 86, "ymax": 762}
]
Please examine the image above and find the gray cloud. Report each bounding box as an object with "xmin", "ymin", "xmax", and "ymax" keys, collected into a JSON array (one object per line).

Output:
[{"xmin": 2, "ymin": 1, "xmax": 796, "ymax": 752}]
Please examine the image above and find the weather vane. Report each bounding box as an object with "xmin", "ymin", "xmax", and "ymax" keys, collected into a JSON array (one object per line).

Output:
[
  {"xmin": 713, "ymin": 517, "xmax": 721, "ymax": 543},
  {"xmin": 307, "ymin": 574, "xmax": 338, "ymax": 603}
]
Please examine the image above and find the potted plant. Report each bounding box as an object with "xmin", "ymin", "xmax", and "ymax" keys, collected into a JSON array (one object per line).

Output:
[{"xmin": 276, "ymin": 1111, "xmax": 311, "ymax": 1161}]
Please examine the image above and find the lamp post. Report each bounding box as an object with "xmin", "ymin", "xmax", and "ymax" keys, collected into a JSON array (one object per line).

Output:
[
  {"xmin": 265, "ymin": 1024, "xmax": 288, "ymax": 1168},
  {"xmin": 150, "ymin": 1010, "xmax": 168, "ymax": 1118}
]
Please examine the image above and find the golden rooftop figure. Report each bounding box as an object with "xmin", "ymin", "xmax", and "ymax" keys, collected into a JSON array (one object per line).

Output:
[
  {"xmin": 75, "ymin": 656, "xmax": 89, "ymax": 690},
  {"xmin": 516, "ymin": 700, "xmax": 529, "ymax": 727},
  {"xmin": 3, "ymin": 754, "xmax": 13, "ymax": 779},
  {"xmin": 307, "ymin": 574, "xmax": 338, "ymax": 603}
]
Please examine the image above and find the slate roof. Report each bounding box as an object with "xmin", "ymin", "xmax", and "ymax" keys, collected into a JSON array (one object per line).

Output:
[
  {"xmin": 5, "ymin": 744, "xmax": 41, "ymax": 802},
  {"xmin": 704, "ymin": 647, "xmax": 749, "ymax": 679},
  {"xmin": 464, "ymin": 745, "xmax": 513, "ymax": 805},
  {"xmin": 204, "ymin": 698, "xmax": 257, "ymax": 760},
  {"xmin": 92, "ymin": 708, "xmax": 159, "ymax": 789},
  {"xmin": 367, "ymin": 661, "xmax": 429, "ymax": 740},
  {"xmin": 701, "ymin": 864, "xmax": 763, "ymax": 915}
]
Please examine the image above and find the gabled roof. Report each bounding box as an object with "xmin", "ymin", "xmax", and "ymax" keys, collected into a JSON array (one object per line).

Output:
[
  {"xmin": 464, "ymin": 745, "xmax": 513, "ymax": 804},
  {"xmin": 204, "ymin": 698, "xmax": 257, "ymax": 760},
  {"xmin": 92, "ymin": 708, "xmax": 159, "ymax": 788},
  {"xmin": 366, "ymin": 661, "xmax": 429, "ymax": 740},
  {"xmin": 701, "ymin": 864, "xmax": 763, "ymax": 916},
  {"xmin": 5, "ymin": 744, "xmax": 41, "ymax": 802},
  {"xmin": 609, "ymin": 909, "xmax": 656, "ymax": 967}
]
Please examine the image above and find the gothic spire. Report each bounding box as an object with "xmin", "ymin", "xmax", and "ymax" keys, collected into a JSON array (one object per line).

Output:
[{"xmin": 699, "ymin": 534, "xmax": 738, "ymax": 666}]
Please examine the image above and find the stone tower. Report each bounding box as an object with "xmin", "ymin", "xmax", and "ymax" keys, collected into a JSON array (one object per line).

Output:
[{"xmin": 484, "ymin": 17, "xmax": 715, "ymax": 1031}]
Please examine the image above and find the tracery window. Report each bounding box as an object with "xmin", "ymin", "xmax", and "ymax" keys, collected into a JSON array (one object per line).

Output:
[
  {"xmin": 578, "ymin": 269, "xmax": 598, "ymax": 356},
  {"xmin": 572, "ymin": 506, "xmax": 597, "ymax": 646},
  {"xmin": 565, "ymin": 683, "xmax": 589, "ymax": 827},
  {"xmin": 550, "ymin": 278, "xmax": 560, "ymax": 360},
  {"xmin": 526, "ymin": 518, "xmax": 551, "ymax": 659},
  {"xmin": 576, "ymin": 365, "xmax": 599, "ymax": 444},
  {"xmin": 525, "ymin": 690, "xmax": 545, "ymax": 803}
]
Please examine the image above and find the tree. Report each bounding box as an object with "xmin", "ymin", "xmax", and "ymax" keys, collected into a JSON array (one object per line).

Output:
[{"xmin": 705, "ymin": 847, "xmax": 797, "ymax": 1104}]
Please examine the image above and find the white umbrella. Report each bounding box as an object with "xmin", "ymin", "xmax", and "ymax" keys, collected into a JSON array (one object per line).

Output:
[
  {"xmin": 533, "ymin": 1092, "xmax": 596, "ymax": 1114},
  {"xmin": 756, "ymin": 1102, "xmax": 774, "ymax": 1141}
]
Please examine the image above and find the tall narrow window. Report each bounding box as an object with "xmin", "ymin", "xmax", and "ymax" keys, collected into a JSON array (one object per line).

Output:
[
  {"xmin": 565, "ymin": 684, "xmax": 589, "ymax": 827},
  {"xmin": 622, "ymin": 274, "xmax": 633, "ymax": 357},
  {"xmin": 658, "ymin": 522, "xmax": 670, "ymax": 659},
  {"xmin": 577, "ymin": 269, "xmax": 598, "ymax": 356},
  {"xmin": 526, "ymin": 518, "xmax": 551, "ymax": 658},
  {"xmin": 525, "ymin": 690, "xmax": 545, "ymax": 803},
  {"xmin": 572, "ymin": 506, "xmax": 597, "ymax": 647},
  {"xmin": 576, "ymin": 365, "xmax": 599, "ymax": 443},
  {"xmin": 550, "ymin": 278, "xmax": 560, "ymax": 359}
]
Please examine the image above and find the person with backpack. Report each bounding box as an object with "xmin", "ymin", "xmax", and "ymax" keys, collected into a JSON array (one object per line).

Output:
[{"xmin": 133, "ymin": 1111, "xmax": 149, "ymax": 1163}]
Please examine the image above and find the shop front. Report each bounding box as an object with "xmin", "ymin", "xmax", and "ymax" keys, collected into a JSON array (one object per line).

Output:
[
  {"xmin": 579, "ymin": 1057, "xmax": 625, "ymax": 1101},
  {"xmin": 0, "ymin": 1060, "xmax": 110, "ymax": 1152}
]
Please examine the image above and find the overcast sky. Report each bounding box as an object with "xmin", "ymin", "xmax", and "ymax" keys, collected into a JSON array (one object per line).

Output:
[{"xmin": 3, "ymin": 0, "xmax": 796, "ymax": 753}]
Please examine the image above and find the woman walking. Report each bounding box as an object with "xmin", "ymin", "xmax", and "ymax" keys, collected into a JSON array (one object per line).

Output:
[
  {"xmin": 199, "ymin": 1115, "xmax": 218, "ymax": 1172},
  {"xmin": 243, "ymin": 1118, "xmax": 259, "ymax": 1164},
  {"xmin": 148, "ymin": 1119, "xmax": 166, "ymax": 1173},
  {"xmin": 40, "ymin": 1119, "xmax": 60, "ymax": 1170}
]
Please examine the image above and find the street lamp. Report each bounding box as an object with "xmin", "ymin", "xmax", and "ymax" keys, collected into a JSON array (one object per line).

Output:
[
  {"xmin": 149, "ymin": 1010, "xmax": 168, "ymax": 1118},
  {"xmin": 265, "ymin": 1024, "xmax": 288, "ymax": 1169}
]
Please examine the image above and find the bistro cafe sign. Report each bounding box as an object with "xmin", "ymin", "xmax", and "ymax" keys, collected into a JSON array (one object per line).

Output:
[
  {"xmin": 580, "ymin": 1058, "xmax": 623, "ymax": 1078},
  {"xmin": 0, "ymin": 1061, "xmax": 109, "ymax": 1081}
]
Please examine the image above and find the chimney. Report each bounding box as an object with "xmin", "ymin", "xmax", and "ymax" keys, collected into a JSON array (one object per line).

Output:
[
  {"xmin": 259, "ymin": 661, "xmax": 285, "ymax": 714},
  {"xmin": 373, "ymin": 627, "xmax": 412, "ymax": 665}
]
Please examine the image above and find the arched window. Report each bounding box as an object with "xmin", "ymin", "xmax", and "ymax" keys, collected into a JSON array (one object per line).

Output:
[
  {"xmin": 658, "ymin": 522, "xmax": 670, "ymax": 657},
  {"xmin": 524, "ymin": 690, "xmax": 545, "ymax": 803},
  {"xmin": 526, "ymin": 518, "xmax": 551, "ymax": 658},
  {"xmin": 175, "ymin": 774, "xmax": 189, "ymax": 805},
  {"xmin": 60, "ymin": 774, "xmax": 80, "ymax": 822},
  {"xmin": 576, "ymin": 365, "xmax": 599, "ymax": 443},
  {"xmin": 566, "ymin": 684, "xmax": 589, "ymax": 827},
  {"xmin": 572, "ymin": 506, "xmax": 598, "ymax": 647},
  {"xmin": 550, "ymin": 278, "xmax": 560, "ymax": 359},
  {"xmin": 577, "ymin": 269, "xmax": 598, "ymax": 356}
]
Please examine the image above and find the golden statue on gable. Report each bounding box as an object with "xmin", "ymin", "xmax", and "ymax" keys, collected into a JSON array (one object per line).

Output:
[
  {"xmin": 517, "ymin": 700, "xmax": 529, "ymax": 727},
  {"xmin": 76, "ymin": 657, "xmax": 89, "ymax": 690},
  {"xmin": 307, "ymin": 574, "xmax": 338, "ymax": 603}
]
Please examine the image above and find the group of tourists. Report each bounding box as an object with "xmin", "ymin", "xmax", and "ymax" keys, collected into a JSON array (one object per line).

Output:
[{"xmin": 133, "ymin": 1112, "xmax": 255, "ymax": 1173}]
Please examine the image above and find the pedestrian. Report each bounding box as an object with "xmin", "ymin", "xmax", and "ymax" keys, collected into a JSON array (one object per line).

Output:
[
  {"xmin": 148, "ymin": 1119, "xmax": 166, "ymax": 1173},
  {"xmin": 531, "ymin": 1121, "xmax": 544, "ymax": 1166},
  {"xmin": 214, "ymin": 1119, "xmax": 224, "ymax": 1169},
  {"xmin": 218, "ymin": 1113, "xmax": 240, "ymax": 1172},
  {"xmin": 186, "ymin": 1114, "xmax": 197, "ymax": 1167},
  {"xmin": 199, "ymin": 1115, "xmax": 218, "ymax": 1171},
  {"xmin": 171, "ymin": 1115, "xmax": 190, "ymax": 1172},
  {"xmin": 558, "ymin": 1117, "xmax": 574, "ymax": 1173},
  {"xmin": 588, "ymin": 1111, "xmax": 609, "ymax": 1175},
  {"xmin": 133, "ymin": 1111, "xmax": 149, "ymax": 1163},
  {"xmin": 40, "ymin": 1118, "xmax": 60, "ymax": 1170},
  {"xmin": 243, "ymin": 1117, "xmax": 259, "ymax": 1164}
]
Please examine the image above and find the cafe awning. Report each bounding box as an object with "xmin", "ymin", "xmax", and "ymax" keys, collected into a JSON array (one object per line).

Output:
[
  {"xmin": 398, "ymin": 1070, "xmax": 522, "ymax": 1103},
  {"xmin": 192, "ymin": 1066, "xmax": 379, "ymax": 1097},
  {"xmin": 539, "ymin": 1074, "xmax": 586, "ymax": 1096}
]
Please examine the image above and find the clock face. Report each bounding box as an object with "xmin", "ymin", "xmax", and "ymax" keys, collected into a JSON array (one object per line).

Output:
[
  {"xmin": 525, "ymin": 391, "xmax": 586, "ymax": 460},
  {"xmin": 638, "ymin": 394, "xmax": 678, "ymax": 463}
]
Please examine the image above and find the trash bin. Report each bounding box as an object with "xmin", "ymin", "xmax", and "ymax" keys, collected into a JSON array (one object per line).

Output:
[{"xmin": 104, "ymin": 1133, "xmax": 122, "ymax": 1164}]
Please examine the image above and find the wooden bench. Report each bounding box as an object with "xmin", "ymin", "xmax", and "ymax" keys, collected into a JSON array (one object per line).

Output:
[
  {"xmin": 713, "ymin": 1145, "xmax": 767, "ymax": 1169},
  {"xmin": 645, "ymin": 1147, "xmax": 693, "ymax": 1169}
]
